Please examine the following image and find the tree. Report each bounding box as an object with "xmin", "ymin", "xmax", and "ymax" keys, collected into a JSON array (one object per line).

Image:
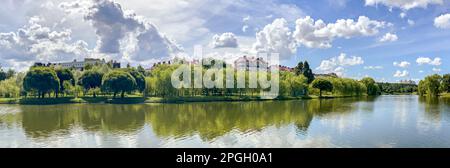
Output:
[
  {"xmin": 303, "ymin": 61, "xmax": 315, "ymax": 84},
  {"xmin": 55, "ymin": 68, "xmax": 74, "ymax": 97},
  {"xmin": 418, "ymin": 74, "xmax": 442, "ymax": 97},
  {"xmin": 23, "ymin": 67, "xmax": 60, "ymax": 98},
  {"xmin": 294, "ymin": 62, "xmax": 304, "ymax": 76},
  {"xmin": 442, "ymin": 74, "xmax": 450, "ymax": 93},
  {"xmin": 102, "ymin": 70, "xmax": 137, "ymax": 98},
  {"xmin": 127, "ymin": 68, "xmax": 146, "ymax": 93},
  {"xmin": 0, "ymin": 69, "xmax": 6, "ymax": 81},
  {"xmin": 79, "ymin": 70, "xmax": 104, "ymax": 98},
  {"xmin": 137, "ymin": 65, "xmax": 146, "ymax": 76},
  {"xmin": 311, "ymin": 78, "xmax": 333, "ymax": 97},
  {"xmin": 6, "ymin": 69, "xmax": 15, "ymax": 79},
  {"xmin": 360, "ymin": 77, "xmax": 381, "ymax": 96}
]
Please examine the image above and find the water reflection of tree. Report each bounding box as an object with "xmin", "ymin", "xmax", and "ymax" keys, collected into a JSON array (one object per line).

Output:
[
  {"xmin": 16, "ymin": 98, "xmax": 364, "ymax": 140},
  {"xmin": 418, "ymin": 96, "xmax": 449, "ymax": 121},
  {"xmin": 20, "ymin": 104, "xmax": 146, "ymax": 138}
]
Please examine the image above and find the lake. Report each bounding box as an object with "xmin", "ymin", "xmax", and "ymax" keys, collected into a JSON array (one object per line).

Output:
[{"xmin": 1, "ymin": 95, "xmax": 449, "ymax": 148}]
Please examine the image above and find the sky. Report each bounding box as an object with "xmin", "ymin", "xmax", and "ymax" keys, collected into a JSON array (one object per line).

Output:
[{"xmin": 0, "ymin": 0, "xmax": 449, "ymax": 82}]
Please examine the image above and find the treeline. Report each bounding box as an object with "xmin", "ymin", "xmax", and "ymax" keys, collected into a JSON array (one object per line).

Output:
[
  {"xmin": 1, "ymin": 60, "xmax": 383, "ymax": 99},
  {"xmin": 377, "ymin": 83, "xmax": 418, "ymax": 94},
  {"xmin": 418, "ymin": 74, "xmax": 450, "ymax": 97},
  {"xmin": 0, "ymin": 63, "xmax": 146, "ymax": 99}
]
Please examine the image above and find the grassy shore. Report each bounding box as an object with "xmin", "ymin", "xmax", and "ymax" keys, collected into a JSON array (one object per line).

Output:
[{"xmin": 0, "ymin": 94, "xmax": 374, "ymax": 105}]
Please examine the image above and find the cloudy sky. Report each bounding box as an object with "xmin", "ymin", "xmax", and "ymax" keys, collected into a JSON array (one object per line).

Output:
[{"xmin": 0, "ymin": 0, "xmax": 449, "ymax": 82}]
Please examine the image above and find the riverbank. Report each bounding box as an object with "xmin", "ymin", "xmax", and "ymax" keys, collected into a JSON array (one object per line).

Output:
[{"xmin": 0, "ymin": 95, "xmax": 364, "ymax": 105}]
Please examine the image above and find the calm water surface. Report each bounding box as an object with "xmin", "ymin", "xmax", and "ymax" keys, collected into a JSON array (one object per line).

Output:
[{"xmin": 1, "ymin": 95, "xmax": 449, "ymax": 148}]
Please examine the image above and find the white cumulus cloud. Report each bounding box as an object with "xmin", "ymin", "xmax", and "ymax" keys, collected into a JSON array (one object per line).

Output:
[
  {"xmin": 316, "ymin": 53, "xmax": 364, "ymax": 76},
  {"xmin": 364, "ymin": 66, "xmax": 384, "ymax": 70},
  {"xmin": 434, "ymin": 13, "xmax": 450, "ymax": 29},
  {"xmin": 365, "ymin": 0, "xmax": 443, "ymax": 10},
  {"xmin": 252, "ymin": 18, "xmax": 298, "ymax": 60},
  {"xmin": 416, "ymin": 57, "xmax": 441, "ymax": 66},
  {"xmin": 393, "ymin": 70, "xmax": 409, "ymax": 78},
  {"xmin": 0, "ymin": 16, "xmax": 90, "ymax": 70},
  {"xmin": 393, "ymin": 61, "xmax": 410, "ymax": 68},
  {"xmin": 379, "ymin": 33, "xmax": 398, "ymax": 42},
  {"xmin": 60, "ymin": 0, "xmax": 183, "ymax": 62},
  {"xmin": 293, "ymin": 16, "xmax": 388, "ymax": 48},
  {"xmin": 210, "ymin": 32, "xmax": 238, "ymax": 48}
]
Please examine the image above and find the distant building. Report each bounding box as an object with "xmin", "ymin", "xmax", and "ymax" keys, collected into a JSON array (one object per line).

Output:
[
  {"xmin": 314, "ymin": 73, "xmax": 338, "ymax": 78},
  {"xmin": 399, "ymin": 80, "xmax": 416, "ymax": 85},
  {"xmin": 34, "ymin": 58, "xmax": 120, "ymax": 70},
  {"xmin": 268, "ymin": 65, "xmax": 294, "ymax": 72},
  {"xmin": 234, "ymin": 56, "xmax": 268, "ymax": 71}
]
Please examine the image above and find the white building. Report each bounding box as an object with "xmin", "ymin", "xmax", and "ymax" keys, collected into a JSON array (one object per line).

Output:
[
  {"xmin": 59, "ymin": 58, "xmax": 106, "ymax": 70},
  {"xmin": 234, "ymin": 56, "xmax": 269, "ymax": 71}
]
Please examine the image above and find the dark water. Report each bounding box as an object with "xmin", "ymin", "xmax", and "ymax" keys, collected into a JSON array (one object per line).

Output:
[{"xmin": 1, "ymin": 95, "xmax": 449, "ymax": 148}]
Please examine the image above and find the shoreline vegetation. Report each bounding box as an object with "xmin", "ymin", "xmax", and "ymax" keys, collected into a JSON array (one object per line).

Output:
[
  {"xmin": 0, "ymin": 59, "xmax": 448, "ymax": 105},
  {"xmin": 0, "ymin": 95, "xmax": 368, "ymax": 105}
]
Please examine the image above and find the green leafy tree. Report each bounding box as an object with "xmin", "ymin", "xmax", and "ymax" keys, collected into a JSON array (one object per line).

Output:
[
  {"xmin": 55, "ymin": 68, "xmax": 74, "ymax": 97},
  {"xmin": 126, "ymin": 68, "xmax": 146, "ymax": 93},
  {"xmin": 442, "ymin": 74, "xmax": 450, "ymax": 93},
  {"xmin": 102, "ymin": 70, "xmax": 137, "ymax": 98},
  {"xmin": 6, "ymin": 69, "xmax": 15, "ymax": 79},
  {"xmin": 418, "ymin": 74, "xmax": 442, "ymax": 97},
  {"xmin": 23, "ymin": 67, "xmax": 60, "ymax": 98},
  {"xmin": 0, "ymin": 68, "xmax": 6, "ymax": 81},
  {"xmin": 79, "ymin": 70, "xmax": 104, "ymax": 98},
  {"xmin": 137, "ymin": 65, "xmax": 146, "ymax": 76},
  {"xmin": 294, "ymin": 62, "xmax": 304, "ymax": 76},
  {"xmin": 303, "ymin": 61, "xmax": 315, "ymax": 84},
  {"xmin": 360, "ymin": 77, "xmax": 381, "ymax": 96},
  {"xmin": 311, "ymin": 78, "xmax": 333, "ymax": 97}
]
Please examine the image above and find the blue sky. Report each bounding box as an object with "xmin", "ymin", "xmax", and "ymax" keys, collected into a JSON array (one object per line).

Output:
[{"xmin": 0, "ymin": 0, "xmax": 449, "ymax": 82}]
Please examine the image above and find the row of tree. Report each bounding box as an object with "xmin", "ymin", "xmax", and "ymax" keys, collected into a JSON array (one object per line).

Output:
[
  {"xmin": 21, "ymin": 65, "xmax": 146, "ymax": 98},
  {"xmin": 418, "ymin": 74, "xmax": 450, "ymax": 97},
  {"xmin": 1, "ymin": 60, "xmax": 383, "ymax": 99}
]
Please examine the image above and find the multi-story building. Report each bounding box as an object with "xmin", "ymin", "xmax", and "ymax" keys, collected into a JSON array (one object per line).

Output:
[
  {"xmin": 34, "ymin": 58, "xmax": 120, "ymax": 70},
  {"xmin": 399, "ymin": 80, "xmax": 416, "ymax": 85},
  {"xmin": 234, "ymin": 56, "xmax": 269, "ymax": 71}
]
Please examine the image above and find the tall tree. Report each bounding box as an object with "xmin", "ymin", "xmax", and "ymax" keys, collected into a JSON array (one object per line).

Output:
[
  {"xmin": 312, "ymin": 78, "xmax": 333, "ymax": 97},
  {"xmin": 23, "ymin": 67, "xmax": 60, "ymax": 98},
  {"xmin": 55, "ymin": 68, "xmax": 74, "ymax": 97},
  {"xmin": 360, "ymin": 77, "xmax": 381, "ymax": 96},
  {"xmin": 303, "ymin": 61, "xmax": 315, "ymax": 84},
  {"xmin": 6, "ymin": 69, "xmax": 15, "ymax": 79},
  {"xmin": 294, "ymin": 62, "xmax": 304, "ymax": 76},
  {"xmin": 442, "ymin": 74, "xmax": 450, "ymax": 93},
  {"xmin": 79, "ymin": 70, "xmax": 104, "ymax": 98},
  {"xmin": 126, "ymin": 68, "xmax": 146, "ymax": 93},
  {"xmin": 102, "ymin": 70, "xmax": 137, "ymax": 98}
]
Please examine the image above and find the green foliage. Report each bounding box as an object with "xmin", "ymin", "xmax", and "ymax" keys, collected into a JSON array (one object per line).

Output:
[
  {"xmin": 126, "ymin": 68, "xmax": 146, "ymax": 92},
  {"xmin": 294, "ymin": 61, "xmax": 314, "ymax": 83},
  {"xmin": 0, "ymin": 69, "xmax": 6, "ymax": 81},
  {"xmin": 418, "ymin": 74, "xmax": 443, "ymax": 97},
  {"xmin": 442, "ymin": 74, "xmax": 450, "ymax": 93},
  {"xmin": 55, "ymin": 68, "xmax": 75, "ymax": 96},
  {"xmin": 102, "ymin": 70, "xmax": 137, "ymax": 98},
  {"xmin": 360, "ymin": 77, "xmax": 381, "ymax": 96},
  {"xmin": 312, "ymin": 78, "xmax": 333, "ymax": 97},
  {"xmin": 79, "ymin": 70, "xmax": 104, "ymax": 97},
  {"xmin": 378, "ymin": 82, "xmax": 417, "ymax": 94},
  {"xmin": 23, "ymin": 67, "xmax": 60, "ymax": 98},
  {"xmin": 327, "ymin": 77, "xmax": 366, "ymax": 97},
  {"xmin": 0, "ymin": 77, "xmax": 20, "ymax": 98}
]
